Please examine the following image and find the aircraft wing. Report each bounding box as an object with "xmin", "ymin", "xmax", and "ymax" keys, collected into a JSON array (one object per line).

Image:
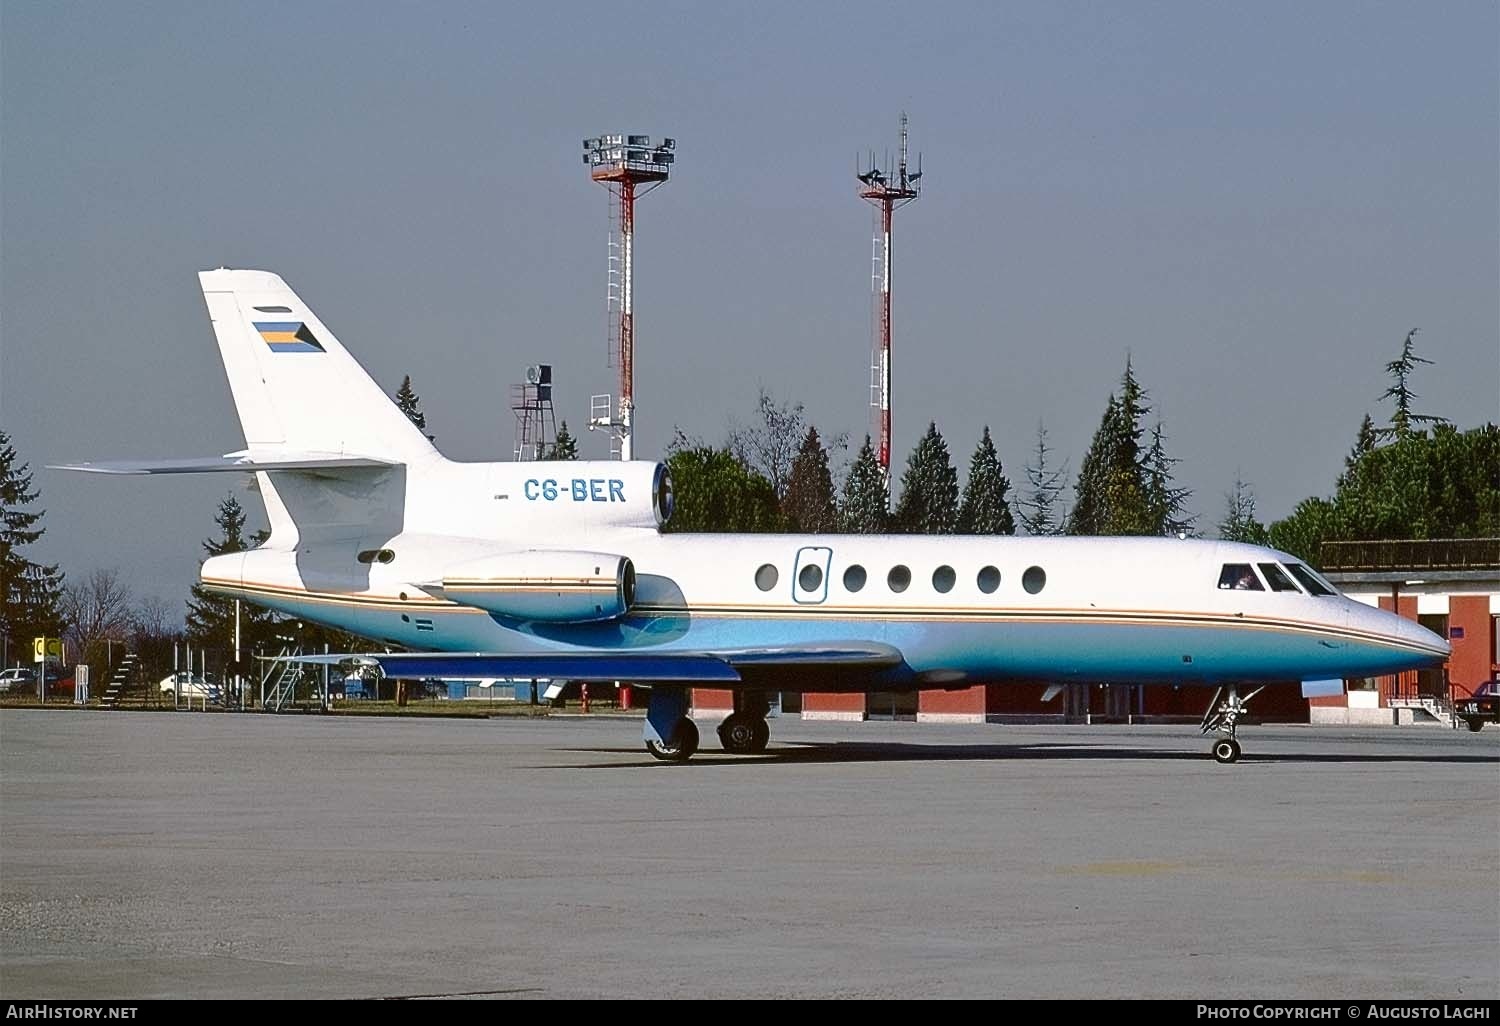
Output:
[
  {"xmin": 290, "ymin": 642, "xmax": 904, "ymax": 685},
  {"xmin": 292, "ymin": 651, "xmax": 743, "ymax": 683},
  {"xmin": 50, "ymin": 450, "xmax": 397, "ymax": 475}
]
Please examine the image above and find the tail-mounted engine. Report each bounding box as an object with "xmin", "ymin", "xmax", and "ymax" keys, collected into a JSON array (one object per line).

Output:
[{"xmin": 441, "ymin": 550, "xmax": 636, "ymax": 623}]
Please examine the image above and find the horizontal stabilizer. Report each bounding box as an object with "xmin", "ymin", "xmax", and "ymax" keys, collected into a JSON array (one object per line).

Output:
[
  {"xmin": 291, "ymin": 651, "xmax": 744, "ymax": 684},
  {"xmin": 50, "ymin": 450, "xmax": 398, "ymax": 475}
]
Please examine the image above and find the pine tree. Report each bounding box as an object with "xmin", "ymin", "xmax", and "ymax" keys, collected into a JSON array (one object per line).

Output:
[
  {"xmin": 1376, "ymin": 330, "xmax": 1446, "ymax": 440},
  {"xmin": 840, "ymin": 436, "xmax": 890, "ymax": 533},
  {"xmin": 957, "ymin": 427, "xmax": 1015, "ymax": 535},
  {"xmin": 1068, "ymin": 358, "xmax": 1153, "ymax": 535},
  {"xmin": 185, "ymin": 494, "xmax": 278, "ymax": 653},
  {"xmin": 547, "ymin": 421, "xmax": 579, "ymax": 460},
  {"xmin": 395, "ymin": 374, "xmax": 434, "ymax": 441},
  {"xmin": 1018, "ymin": 421, "xmax": 1067, "ymax": 536},
  {"xmin": 0, "ymin": 431, "xmax": 64, "ymax": 649},
  {"xmin": 894, "ymin": 421, "xmax": 960, "ymax": 534},
  {"xmin": 1067, "ymin": 403, "xmax": 1110, "ymax": 536},
  {"xmin": 1218, "ymin": 475, "xmax": 1268, "ymax": 544},
  {"xmin": 1143, "ymin": 421, "xmax": 1195, "ymax": 536},
  {"xmin": 782, "ymin": 427, "xmax": 838, "ymax": 533},
  {"xmin": 1347, "ymin": 413, "xmax": 1378, "ymax": 469}
]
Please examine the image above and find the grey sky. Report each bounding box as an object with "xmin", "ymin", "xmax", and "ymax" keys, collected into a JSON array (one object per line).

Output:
[{"xmin": 2, "ymin": 1, "xmax": 1496, "ymax": 611}]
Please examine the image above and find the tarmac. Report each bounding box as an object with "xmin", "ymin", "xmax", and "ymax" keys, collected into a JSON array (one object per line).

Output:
[{"xmin": 2, "ymin": 709, "xmax": 1496, "ymax": 1000}]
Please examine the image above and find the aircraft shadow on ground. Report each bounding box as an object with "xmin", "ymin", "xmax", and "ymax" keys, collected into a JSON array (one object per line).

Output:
[{"xmin": 547, "ymin": 740, "xmax": 1500, "ymax": 769}]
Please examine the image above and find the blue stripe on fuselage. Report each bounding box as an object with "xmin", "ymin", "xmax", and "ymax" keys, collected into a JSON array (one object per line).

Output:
[{"xmin": 233, "ymin": 588, "xmax": 1431, "ymax": 686}]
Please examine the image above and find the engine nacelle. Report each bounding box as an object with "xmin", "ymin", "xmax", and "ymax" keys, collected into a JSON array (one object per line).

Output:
[{"xmin": 441, "ymin": 550, "xmax": 636, "ymax": 623}]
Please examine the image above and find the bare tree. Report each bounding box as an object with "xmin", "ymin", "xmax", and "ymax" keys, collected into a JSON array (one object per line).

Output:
[
  {"xmin": 726, "ymin": 388, "xmax": 806, "ymax": 500},
  {"xmin": 130, "ymin": 594, "xmax": 182, "ymax": 686},
  {"xmin": 61, "ymin": 567, "xmax": 134, "ymax": 669},
  {"xmin": 132, "ymin": 594, "xmax": 178, "ymax": 639}
]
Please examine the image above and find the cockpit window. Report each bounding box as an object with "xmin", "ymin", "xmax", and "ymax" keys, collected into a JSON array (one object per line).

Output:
[
  {"xmin": 1258, "ymin": 562, "xmax": 1300, "ymax": 593},
  {"xmin": 1285, "ymin": 563, "xmax": 1336, "ymax": 596},
  {"xmin": 1217, "ymin": 564, "xmax": 1263, "ymax": 591}
]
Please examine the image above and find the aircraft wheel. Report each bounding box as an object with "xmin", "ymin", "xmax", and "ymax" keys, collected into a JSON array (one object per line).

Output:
[
  {"xmin": 1211, "ymin": 738, "xmax": 1241, "ymax": 764},
  {"xmin": 718, "ymin": 713, "xmax": 759, "ymax": 754},
  {"xmin": 646, "ymin": 718, "xmax": 700, "ymax": 762},
  {"xmin": 748, "ymin": 717, "xmax": 770, "ymax": 753}
]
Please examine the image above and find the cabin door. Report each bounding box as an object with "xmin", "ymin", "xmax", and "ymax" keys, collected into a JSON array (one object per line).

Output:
[{"xmin": 791, "ymin": 546, "xmax": 833, "ymax": 604}]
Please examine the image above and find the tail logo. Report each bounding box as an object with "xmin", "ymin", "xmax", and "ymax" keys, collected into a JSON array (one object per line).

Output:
[{"xmin": 253, "ymin": 321, "xmax": 325, "ymax": 354}]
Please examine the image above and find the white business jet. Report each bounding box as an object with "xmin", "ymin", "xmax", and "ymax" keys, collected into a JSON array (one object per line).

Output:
[{"xmin": 58, "ymin": 270, "xmax": 1449, "ymax": 763}]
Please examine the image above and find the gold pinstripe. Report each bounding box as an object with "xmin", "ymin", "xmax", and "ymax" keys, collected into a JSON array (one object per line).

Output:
[{"xmin": 201, "ymin": 576, "xmax": 1443, "ymax": 657}]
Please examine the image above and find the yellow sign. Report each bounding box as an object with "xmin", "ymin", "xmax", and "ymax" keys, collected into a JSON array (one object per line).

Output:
[{"xmin": 32, "ymin": 637, "xmax": 61, "ymax": 662}]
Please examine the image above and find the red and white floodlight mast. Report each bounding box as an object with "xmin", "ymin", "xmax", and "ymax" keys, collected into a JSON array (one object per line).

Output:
[
  {"xmin": 857, "ymin": 114, "xmax": 922, "ymax": 497},
  {"xmin": 583, "ymin": 135, "xmax": 675, "ymax": 461}
]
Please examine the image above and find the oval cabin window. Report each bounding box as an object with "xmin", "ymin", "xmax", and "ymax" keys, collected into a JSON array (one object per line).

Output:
[
  {"xmin": 977, "ymin": 566, "xmax": 1001, "ymax": 593},
  {"xmin": 799, "ymin": 563, "xmax": 824, "ymax": 593},
  {"xmin": 1022, "ymin": 566, "xmax": 1047, "ymax": 594}
]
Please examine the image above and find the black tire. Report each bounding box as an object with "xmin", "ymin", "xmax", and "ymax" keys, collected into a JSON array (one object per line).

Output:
[
  {"xmin": 748, "ymin": 717, "xmax": 770, "ymax": 753},
  {"xmin": 1465, "ymin": 718, "xmax": 1485, "ymax": 732},
  {"xmin": 646, "ymin": 718, "xmax": 700, "ymax": 762},
  {"xmin": 718, "ymin": 713, "xmax": 758, "ymax": 754},
  {"xmin": 1212, "ymin": 738, "xmax": 1241, "ymax": 764}
]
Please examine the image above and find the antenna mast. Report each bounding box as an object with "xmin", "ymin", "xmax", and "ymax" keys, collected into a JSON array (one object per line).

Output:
[{"xmin": 856, "ymin": 113, "xmax": 922, "ymax": 501}]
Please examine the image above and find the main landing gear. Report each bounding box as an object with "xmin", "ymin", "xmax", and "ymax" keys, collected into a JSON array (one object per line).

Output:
[
  {"xmin": 717, "ymin": 691, "xmax": 771, "ymax": 755},
  {"xmin": 643, "ymin": 686, "xmax": 700, "ymax": 762},
  {"xmin": 1199, "ymin": 684, "xmax": 1264, "ymax": 763},
  {"xmin": 644, "ymin": 688, "xmax": 772, "ymax": 762}
]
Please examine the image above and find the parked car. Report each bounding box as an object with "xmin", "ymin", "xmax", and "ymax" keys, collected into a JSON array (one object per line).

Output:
[
  {"xmin": 0, "ymin": 666, "xmax": 62, "ymax": 694},
  {"xmin": 335, "ymin": 675, "xmax": 374, "ymax": 700},
  {"xmin": 0, "ymin": 667, "xmax": 36, "ymax": 693},
  {"xmin": 1456, "ymin": 679, "xmax": 1499, "ymax": 732},
  {"xmin": 158, "ymin": 672, "xmax": 222, "ymax": 701}
]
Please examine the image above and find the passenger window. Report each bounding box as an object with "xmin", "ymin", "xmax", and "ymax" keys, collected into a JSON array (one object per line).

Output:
[
  {"xmin": 843, "ymin": 565, "xmax": 867, "ymax": 592},
  {"xmin": 799, "ymin": 563, "xmax": 824, "ymax": 593},
  {"xmin": 932, "ymin": 565, "xmax": 956, "ymax": 593},
  {"xmin": 1217, "ymin": 564, "xmax": 1263, "ymax": 591},
  {"xmin": 1285, "ymin": 563, "xmax": 1335, "ymax": 596},
  {"xmin": 888, "ymin": 565, "xmax": 911, "ymax": 593},
  {"xmin": 977, "ymin": 565, "xmax": 1000, "ymax": 594},
  {"xmin": 1258, "ymin": 562, "xmax": 1300, "ymax": 593},
  {"xmin": 754, "ymin": 564, "xmax": 778, "ymax": 591},
  {"xmin": 1022, "ymin": 566, "xmax": 1047, "ymax": 594}
]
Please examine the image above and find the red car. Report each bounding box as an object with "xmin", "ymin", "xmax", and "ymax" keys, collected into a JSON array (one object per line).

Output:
[{"xmin": 1456, "ymin": 679, "xmax": 1499, "ymax": 732}]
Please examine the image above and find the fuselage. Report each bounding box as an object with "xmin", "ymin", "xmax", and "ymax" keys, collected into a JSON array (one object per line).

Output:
[{"xmin": 202, "ymin": 457, "xmax": 1449, "ymax": 691}]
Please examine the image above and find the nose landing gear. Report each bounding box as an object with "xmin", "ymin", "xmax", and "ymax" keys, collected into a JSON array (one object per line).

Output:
[{"xmin": 1200, "ymin": 685, "xmax": 1264, "ymax": 763}]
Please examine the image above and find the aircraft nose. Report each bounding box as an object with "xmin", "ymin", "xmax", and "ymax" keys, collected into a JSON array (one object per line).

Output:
[
  {"xmin": 1396, "ymin": 613, "xmax": 1451, "ymax": 662},
  {"xmin": 1371, "ymin": 606, "xmax": 1451, "ymax": 664}
]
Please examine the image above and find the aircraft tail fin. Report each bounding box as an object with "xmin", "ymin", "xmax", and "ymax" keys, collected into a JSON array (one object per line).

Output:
[{"xmin": 198, "ymin": 269, "xmax": 439, "ymax": 467}]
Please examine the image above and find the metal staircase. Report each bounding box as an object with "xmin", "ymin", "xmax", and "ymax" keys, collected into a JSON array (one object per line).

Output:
[
  {"xmin": 261, "ymin": 650, "xmax": 302, "ymax": 713},
  {"xmin": 98, "ymin": 653, "xmax": 141, "ymax": 709},
  {"xmin": 1388, "ymin": 693, "xmax": 1461, "ymax": 729}
]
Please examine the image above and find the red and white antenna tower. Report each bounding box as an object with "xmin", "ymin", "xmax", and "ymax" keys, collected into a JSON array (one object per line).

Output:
[
  {"xmin": 857, "ymin": 113, "xmax": 922, "ymax": 498},
  {"xmin": 583, "ymin": 134, "xmax": 676, "ymax": 461}
]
